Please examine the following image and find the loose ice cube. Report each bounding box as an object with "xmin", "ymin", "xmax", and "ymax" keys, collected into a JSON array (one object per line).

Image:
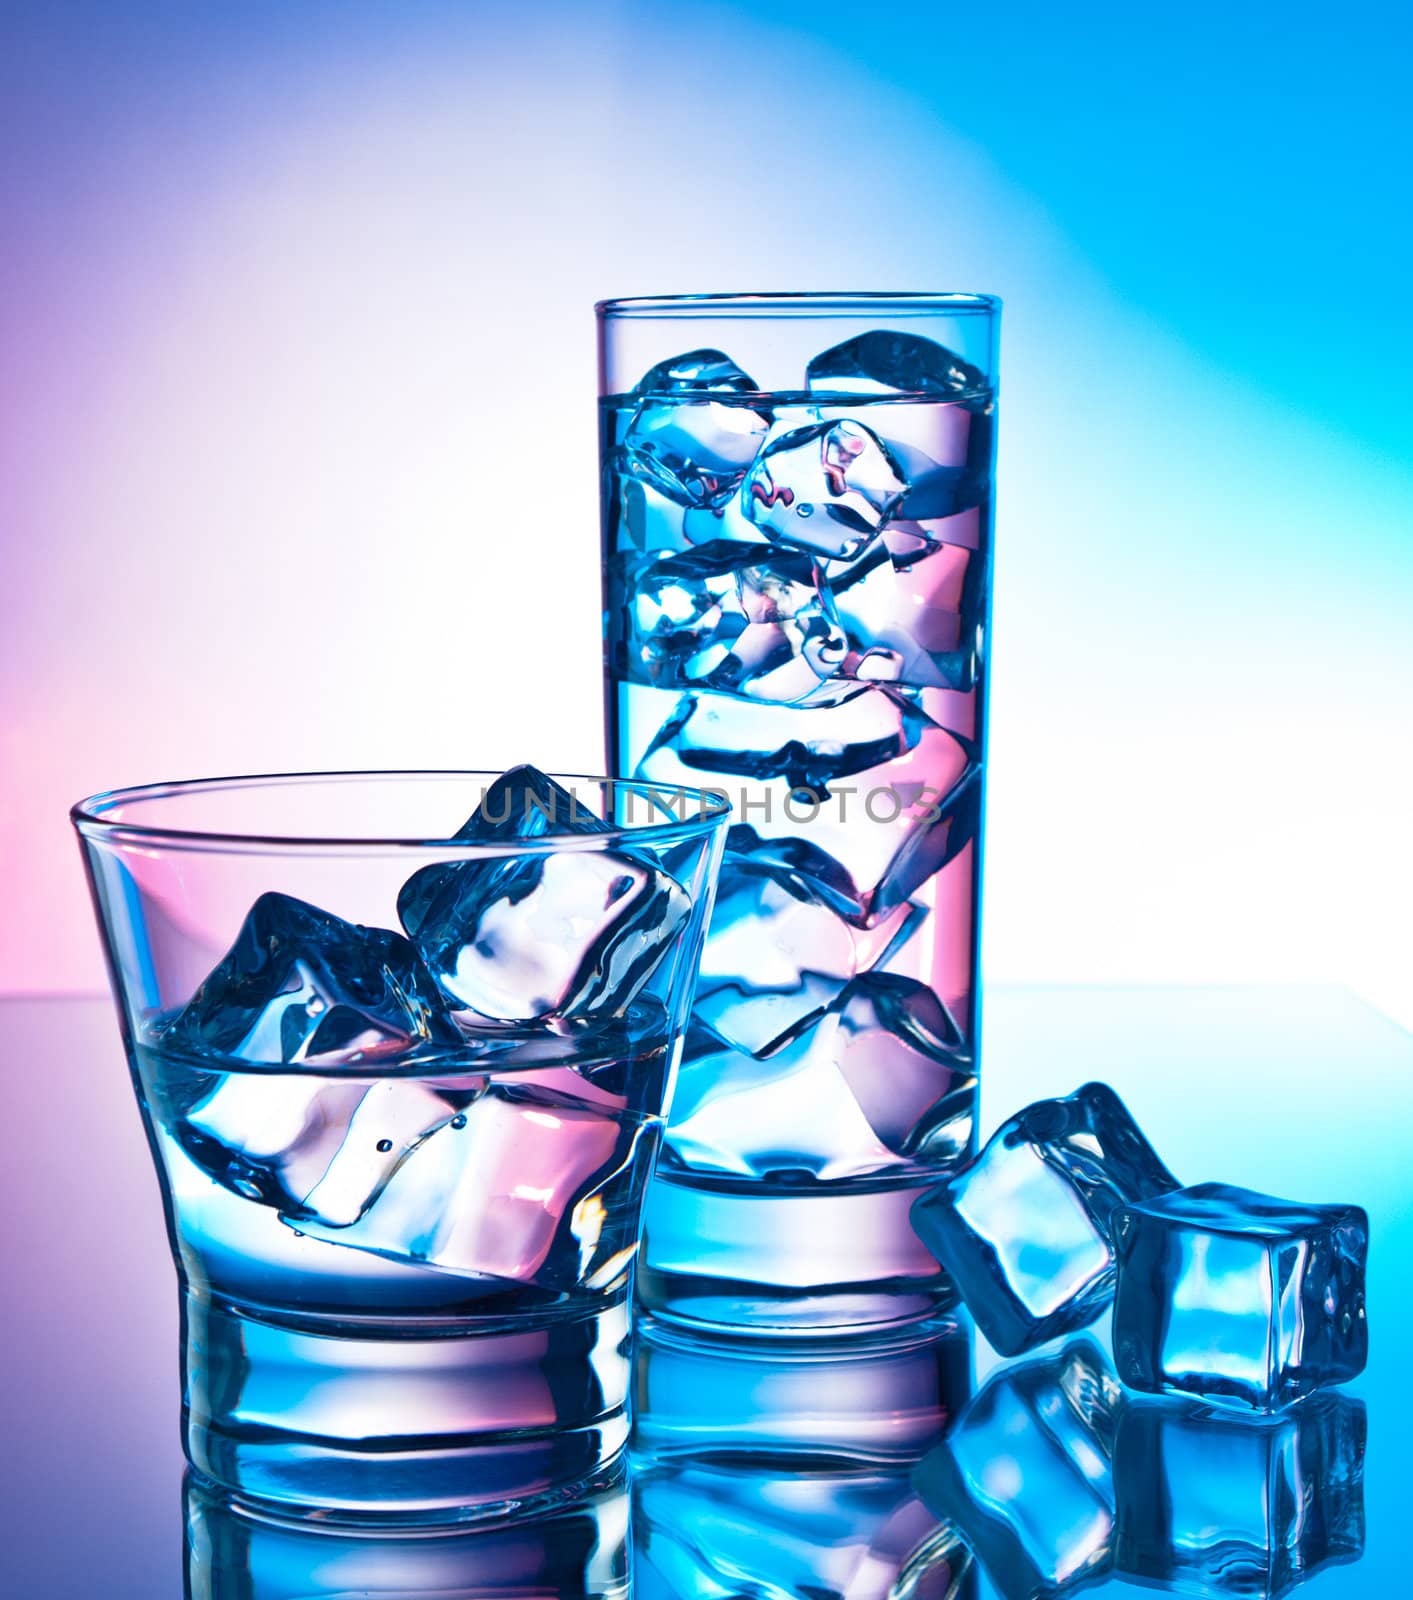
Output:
[
  {"xmin": 691, "ymin": 854, "xmax": 920, "ymax": 1056},
  {"xmin": 1111, "ymin": 1183, "xmax": 1369, "ymax": 1412},
  {"xmin": 916, "ymin": 1340, "xmax": 1123, "ymax": 1600},
  {"xmin": 624, "ymin": 396, "xmax": 769, "ymax": 509},
  {"xmin": 635, "ymin": 348, "xmax": 759, "ymax": 395},
  {"xmin": 168, "ymin": 891, "xmax": 458, "ymax": 1066},
  {"xmin": 1113, "ymin": 1390, "xmax": 1366, "ymax": 1597},
  {"xmin": 609, "ymin": 541, "xmax": 848, "ymax": 705},
  {"xmin": 742, "ymin": 418, "xmax": 907, "ymax": 560},
  {"xmin": 807, "ymin": 331, "xmax": 988, "ymax": 398},
  {"xmin": 666, "ymin": 974, "xmax": 973, "ymax": 1182},
  {"xmin": 912, "ymin": 1084, "xmax": 1179, "ymax": 1357},
  {"xmin": 290, "ymin": 1083, "xmax": 630, "ymax": 1285},
  {"xmin": 398, "ymin": 767, "xmax": 689, "ymax": 1027}
]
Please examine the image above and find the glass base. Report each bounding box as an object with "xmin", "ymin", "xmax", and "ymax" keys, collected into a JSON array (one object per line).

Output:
[
  {"xmin": 637, "ymin": 1173, "xmax": 954, "ymax": 1335},
  {"xmin": 181, "ymin": 1290, "xmax": 630, "ymax": 1523}
]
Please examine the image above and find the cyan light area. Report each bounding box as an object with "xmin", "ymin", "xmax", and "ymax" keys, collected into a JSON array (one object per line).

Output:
[{"xmin": 1, "ymin": 1, "xmax": 1408, "ymax": 1019}]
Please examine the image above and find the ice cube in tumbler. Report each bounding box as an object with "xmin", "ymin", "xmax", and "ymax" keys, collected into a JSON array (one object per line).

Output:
[
  {"xmin": 169, "ymin": 890, "xmax": 459, "ymax": 1067},
  {"xmin": 1111, "ymin": 1182, "xmax": 1369, "ymax": 1413},
  {"xmin": 807, "ymin": 330, "xmax": 989, "ymax": 398},
  {"xmin": 911, "ymin": 1084, "xmax": 1179, "ymax": 1357},
  {"xmin": 398, "ymin": 766, "xmax": 689, "ymax": 1027},
  {"xmin": 742, "ymin": 418, "xmax": 908, "ymax": 560},
  {"xmin": 1113, "ymin": 1389, "xmax": 1366, "ymax": 1597},
  {"xmin": 915, "ymin": 1339, "xmax": 1123, "ymax": 1600}
]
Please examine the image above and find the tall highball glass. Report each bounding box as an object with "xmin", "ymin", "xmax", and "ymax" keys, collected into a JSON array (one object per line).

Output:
[{"xmin": 599, "ymin": 293, "xmax": 999, "ymax": 1332}]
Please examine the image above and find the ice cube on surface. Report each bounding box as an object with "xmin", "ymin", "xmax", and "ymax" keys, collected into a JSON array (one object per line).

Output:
[
  {"xmin": 915, "ymin": 1340, "xmax": 1123, "ymax": 1600},
  {"xmin": 167, "ymin": 891, "xmax": 458, "ymax": 1067},
  {"xmin": 609, "ymin": 541, "xmax": 848, "ymax": 705},
  {"xmin": 742, "ymin": 418, "xmax": 908, "ymax": 560},
  {"xmin": 1113, "ymin": 1390, "xmax": 1366, "ymax": 1597},
  {"xmin": 288, "ymin": 1083, "xmax": 631, "ymax": 1286},
  {"xmin": 806, "ymin": 330, "xmax": 989, "ymax": 398},
  {"xmin": 633, "ymin": 347, "xmax": 759, "ymax": 395},
  {"xmin": 665, "ymin": 974, "xmax": 973, "ymax": 1182},
  {"xmin": 398, "ymin": 766, "xmax": 689, "ymax": 1027},
  {"xmin": 911, "ymin": 1084, "xmax": 1179, "ymax": 1357},
  {"xmin": 1111, "ymin": 1182, "xmax": 1369, "ymax": 1413},
  {"xmin": 624, "ymin": 396, "xmax": 769, "ymax": 510}
]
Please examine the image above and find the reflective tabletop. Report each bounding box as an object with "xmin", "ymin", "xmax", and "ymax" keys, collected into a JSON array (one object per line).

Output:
[{"xmin": 3, "ymin": 988, "xmax": 1406, "ymax": 1597}]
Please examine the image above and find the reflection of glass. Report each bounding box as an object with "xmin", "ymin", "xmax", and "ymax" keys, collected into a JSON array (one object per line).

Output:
[
  {"xmin": 632, "ymin": 1316, "xmax": 975, "ymax": 1598},
  {"xmin": 72, "ymin": 772, "xmax": 727, "ymax": 1521},
  {"xmin": 917, "ymin": 1338, "xmax": 1368, "ymax": 1600},
  {"xmin": 183, "ymin": 1470, "xmax": 630, "ymax": 1599},
  {"xmin": 600, "ymin": 293, "xmax": 998, "ymax": 1333}
]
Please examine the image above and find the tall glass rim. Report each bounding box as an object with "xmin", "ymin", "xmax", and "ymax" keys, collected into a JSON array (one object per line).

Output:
[
  {"xmin": 70, "ymin": 770, "xmax": 732, "ymax": 857},
  {"xmin": 596, "ymin": 291, "xmax": 1000, "ymax": 319}
]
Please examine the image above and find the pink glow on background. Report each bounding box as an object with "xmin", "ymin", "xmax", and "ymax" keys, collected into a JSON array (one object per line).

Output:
[{"xmin": 2, "ymin": 3, "xmax": 1410, "ymax": 1025}]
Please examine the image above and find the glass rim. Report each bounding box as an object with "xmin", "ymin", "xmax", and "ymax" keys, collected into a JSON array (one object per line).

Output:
[
  {"xmin": 70, "ymin": 769, "xmax": 733, "ymax": 856},
  {"xmin": 595, "ymin": 291, "xmax": 1001, "ymax": 319}
]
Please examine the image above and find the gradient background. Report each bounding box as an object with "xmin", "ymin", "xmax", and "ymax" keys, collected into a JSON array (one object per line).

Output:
[{"xmin": 2, "ymin": 0, "xmax": 1410, "ymax": 1023}]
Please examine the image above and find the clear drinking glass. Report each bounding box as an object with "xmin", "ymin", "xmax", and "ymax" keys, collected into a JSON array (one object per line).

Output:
[
  {"xmin": 72, "ymin": 771, "xmax": 727, "ymax": 1522},
  {"xmin": 599, "ymin": 292, "xmax": 999, "ymax": 1332}
]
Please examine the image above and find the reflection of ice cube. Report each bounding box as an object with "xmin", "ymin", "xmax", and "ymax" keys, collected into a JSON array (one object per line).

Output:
[
  {"xmin": 1114, "ymin": 1390, "xmax": 1365, "ymax": 1598},
  {"xmin": 168, "ymin": 891, "xmax": 458, "ymax": 1067},
  {"xmin": 290, "ymin": 1085, "xmax": 629, "ymax": 1286},
  {"xmin": 692, "ymin": 855, "xmax": 920, "ymax": 1056},
  {"xmin": 807, "ymin": 331, "xmax": 988, "ymax": 398},
  {"xmin": 912, "ymin": 1085, "xmax": 1179, "ymax": 1357},
  {"xmin": 916, "ymin": 1340, "xmax": 1123, "ymax": 1600},
  {"xmin": 668, "ymin": 974, "xmax": 971, "ymax": 1183},
  {"xmin": 399, "ymin": 766, "xmax": 688, "ymax": 1027},
  {"xmin": 625, "ymin": 397, "xmax": 769, "ymax": 510},
  {"xmin": 743, "ymin": 418, "xmax": 907, "ymax": 560},
  {"xmin": 609, "ymin": 541, "xmax": 849, "ymax": 705},
  {"xmin": 1111, "ymin": 1183, "xmax": 1369, "ymax": 1413},
  {"xmin": 634, "ymin": 348, "xmax": 759, "ymax": 394}
]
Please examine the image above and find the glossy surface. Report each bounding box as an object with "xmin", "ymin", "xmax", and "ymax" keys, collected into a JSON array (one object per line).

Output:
[{"xmin": 3, "ymin": 987, "xmax": 1407, "ymax": 1596}]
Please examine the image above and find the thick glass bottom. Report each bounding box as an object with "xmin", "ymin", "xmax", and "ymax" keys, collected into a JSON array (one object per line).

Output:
[
  {"xmin": 181, "ymin": 1290, "xmax": 630, "ymax": 1523},
  {"xmin": 638, "ymin": 1173, "xmax": 954, "ymax": 1334}
]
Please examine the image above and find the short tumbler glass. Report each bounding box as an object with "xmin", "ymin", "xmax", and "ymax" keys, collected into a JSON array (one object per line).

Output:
[
  {"xmin": 600, "ymin": 293, "xmax": 999, "ymax": 1332},
  {"xmin": 72, "ymin": 771, "xmax": 726, "ymax": 1523}
]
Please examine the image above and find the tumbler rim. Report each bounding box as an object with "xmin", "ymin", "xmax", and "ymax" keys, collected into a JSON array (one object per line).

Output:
[
  {"xmin": 71, "ymin": 769, "xmax": 732, "ymax": 855},
  {"xmin": 596, "ymin": 291, "xmax": 1000, "ymax": 318}
]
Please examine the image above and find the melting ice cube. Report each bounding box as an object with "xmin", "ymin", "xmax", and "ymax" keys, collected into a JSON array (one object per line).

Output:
[
  {"xmin": 742, "ymin": 418, "xmax": 908, "ymax": 560},
  {"xmin": 167, "ymin": 891, "xmax": 459, "ymax": 1067},
  {"xmin": 398, "ymin": 766, "xmax": 689, "ymax": 1027},
  {"xmin": 624, "ymin": 397, "xmax": 769, "ymax": 510},
  {"xmin": 915, "ymin": 1339, "xmax": 1123, "ymax": 1600},
  {"xmin": 634, "ymin": 348, "xmax": 759, "ymax": 395},
  {"xmin": 1111, "ymin": 1182, "xmax": 1369, "ymax": 1413},
  {"xmin": 911, "ymin": 1084, "xmax": 1179, "ymax": 1357},
  {"xmin": 609, "ymin": 540, "xmax": 849, "ymax": 705},
  {"xmin": 806, "ymin": 331, "xmax": 988, "ymax": 399}
]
